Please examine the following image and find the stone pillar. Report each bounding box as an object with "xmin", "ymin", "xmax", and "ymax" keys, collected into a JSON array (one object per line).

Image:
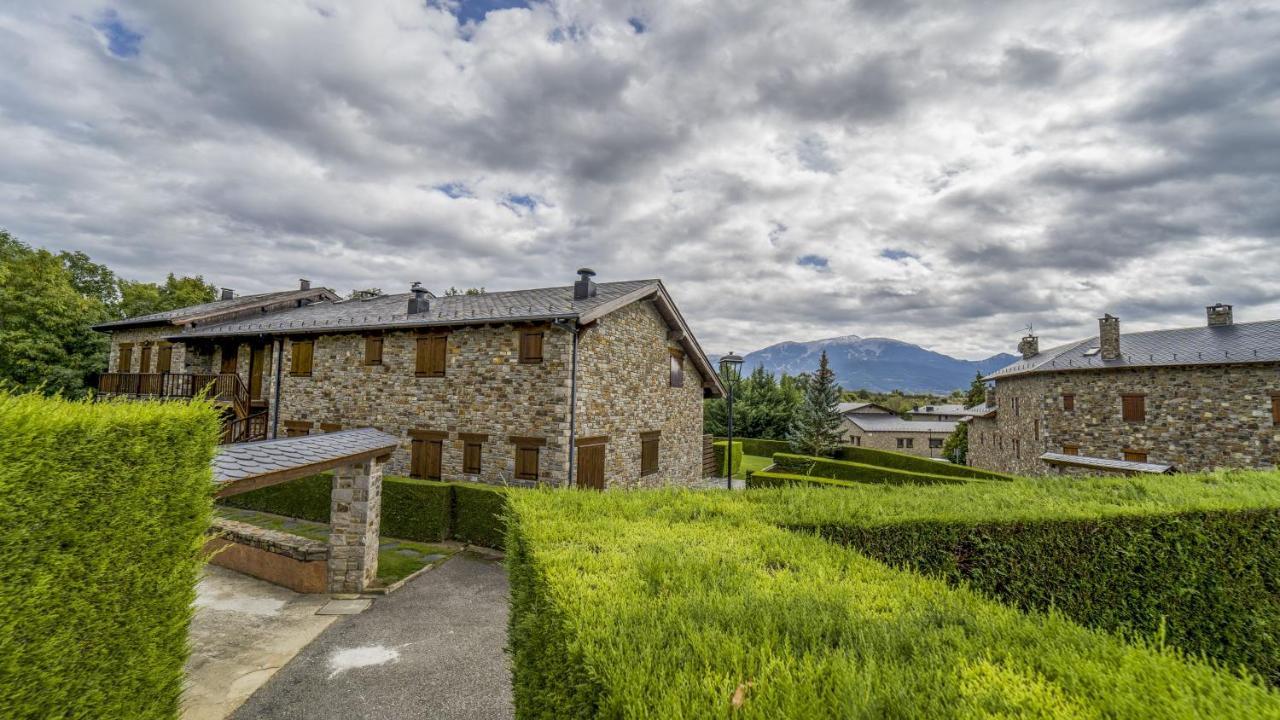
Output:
[{"xmin": 328, "ymin": 457, "xmax": 383, "ymax": 593}]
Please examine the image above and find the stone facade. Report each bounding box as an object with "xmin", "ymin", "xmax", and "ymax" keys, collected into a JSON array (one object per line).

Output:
[
  {"xmin": 575, "ymin": 300, "xmax": 706, "ymax": 489},
  {"xmin": 107, "ymin": 326, "xmax": 188, "ymax": 374},
  {"xmin": 968, "ymin": 364, "xmax": 1280, "ymax": 475},
  {"xmin": 842, "ymin": 421, "xmax": 951, "ymax": 459},
  {"xmin": 328, "ymin": 457, "xmax": 383, "ymax": 593}
]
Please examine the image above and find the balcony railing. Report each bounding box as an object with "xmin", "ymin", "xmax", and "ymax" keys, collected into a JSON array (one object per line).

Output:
[
  {"xmin": 97, "ymin": 373, "xmax": 254, "ymax": 440},
  {"xmin": 221, "ymin": 411, "xmax": 269, "ymax": 444}
]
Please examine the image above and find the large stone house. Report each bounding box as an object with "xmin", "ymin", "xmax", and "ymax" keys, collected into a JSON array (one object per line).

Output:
[
  {"xmin": 93, "ymin": 270, "xmax": 723, "ymax": 490},
  {"xmin": 838, "ymin": 402, "xmax": 955, "ymax": 459},
  {"xmin": 967, "ymin": 304, "xmax": 1280, "ymax": 476}
]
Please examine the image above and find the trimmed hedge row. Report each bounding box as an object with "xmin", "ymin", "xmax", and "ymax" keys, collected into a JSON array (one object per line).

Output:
[
  {"xmin": 1, "ymin": 392, "xmax": 220, "ymax": 720},
  {"xmin": 711, "ymin": 440, "xmax": 743, "ymax": 477},
  {"xmin": 770, "ymin": 452, "xmax": 975, "ymax": 485},
  {"xmin": 507, "ymin": 487, "xmax": 1280, "ymax": 717},
  {"xmin": 746, "ymin": 470, "xmax": 863, "ymax": 490},
  {"xmin": 220, "ymin": 473, "xmax": 507, "ymax": 549},
  {"xmin": 832, "ymin": 444, "xmax": 1015, "ymax": 481},
  {"xmin": 714, "ymin": 436, "xmax": 793, "ymax": 457}
]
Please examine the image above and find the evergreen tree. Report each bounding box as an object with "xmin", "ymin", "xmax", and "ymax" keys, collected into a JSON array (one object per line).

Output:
[
  {"xmin": 943, "ymin": 421, "xmax": 969, "ymax": 465},
  {"xmin": 966, "ymin": 371, "xmax": 987, "ymax": 406},
  {"xmin": 788, "ymin": 350, "xmax": 844, "ymax": 457}
]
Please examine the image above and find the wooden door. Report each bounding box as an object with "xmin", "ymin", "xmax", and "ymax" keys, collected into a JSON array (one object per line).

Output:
[
  {"xmin": 248, "ymin": 345, "xmax": 266, "ymax": 400},
  {"xmin": 220, "ymin": 344, "xmax": 238, "ymax": 374},
  {"xmin": 577, "ymin": 442, "xmax": 606, "ymax": 490},
  {"xmin": 139, "ymin": 345, "xmax": 152, "ymax": 374},
  {"xmin": 412, "ymin": 438, "xmax": 443, "ymax": 479}
]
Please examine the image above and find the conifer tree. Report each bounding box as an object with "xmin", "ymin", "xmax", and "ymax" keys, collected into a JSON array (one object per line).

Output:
[{"xmin": 789, "ymin": 350, "xmax": 844, "ymax": 457}]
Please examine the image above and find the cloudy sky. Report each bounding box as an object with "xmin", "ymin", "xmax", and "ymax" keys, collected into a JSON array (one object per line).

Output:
[{"xmin": 2, "ymin": 0, "xmax": 1278, "ymax": 358}]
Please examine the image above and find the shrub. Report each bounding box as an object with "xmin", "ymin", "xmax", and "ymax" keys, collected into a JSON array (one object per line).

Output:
[
  {"xmin": 507, "ymin": 488, "xmax": 1280, "ymax": 718},
  {"xmin": 220, "ymin": 472, "xmax": 330, "ymax": 522},
  {"xmin": 0, "ymin": 392, "xmax": 220, "ymax": 720},
  {"xmin": 716, "ymin": 437, "xmax": 792, "ymax": 457},
  {"xmin": 746, "ymin": 470, "xmax": 862, "ymax": 490},
  {"xmin": 451, "ymin": 481, "xmax": 508, "ymax": 550},
  {"xmin": 712, "ymin": 440, "xmax": 743, "ymax": 476},
  {"xmin": 382, "ymin": 477, "xmax": 452, "ymax": 542},
  {"xmin": 832, "ymin": 444, "xmax": 1014, "ymax": 481},
  {"xmin": 770, "ymin": 452, "xmax": 974, "ymax": 485}
]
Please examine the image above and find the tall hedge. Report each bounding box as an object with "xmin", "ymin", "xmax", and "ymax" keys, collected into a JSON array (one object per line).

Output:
[
  {"xmin": 711, "ymin": 440, "xmax": 743, "ymax": 477},
  {"xmin": 719, "ymin": 436, "xmax": 1013, "ymax": 480},
  {"xmin": 771, "ymin": 452, "xmax": 975, "ymax": 485},
  {"xmin": 0, "ymin": 392, "xmax": 220, "ymax": 720}
]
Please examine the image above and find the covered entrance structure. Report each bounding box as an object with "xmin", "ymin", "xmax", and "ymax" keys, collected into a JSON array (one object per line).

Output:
[{"xmin": 211, "ymin": 428, "xmax": 399, "ymax": 593}]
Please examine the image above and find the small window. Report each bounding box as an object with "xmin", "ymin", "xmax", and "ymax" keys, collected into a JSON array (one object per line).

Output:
[
  {"xmin": 929, "ymin": 438, "xmax": 943, "ymax": 449},
  {"xmin": 117, "ymin": 343, "xmax": 133, "ymax": 372},
  {"xmin": 1013, "ymin": 438, "xmax": 1021, "ymax": 458},
  {"xmin": 364, "ymin": 335, "xmax": 383, "ymax": 366},
  {"xmin": 1121, "ymin": 394, "xmax": 1146, "ymax": 422},
  {"xmin": 320, "ymin": 423, "xmax": 342, "ymax": 433},
  {"xmin": 669, "ymin": 351, "xmax": 685, "ymax": 388},
  {"xmin": 851, "ymin": 435, "xmax": 861, "ymax": 447},
  {"xmin": 1062, "ymin": 444, "xmax": 1079, "ymax": 456},
  {"xmin": 290, "ymin": 339, "xmax": 314, "ymax": 377},
  {"xmin": 283, "ymin": 420, "xmax": 312, "ymax": 437},
  {"xmin": 155, "ymin": 343, "xmax": 173, "ymax": 373},
  {"xmin": 464, "ymin": 441, "xmax": 482, "ymax": 475},
  {"xmin": 416, "ymin": 334, "xmax": 448, "ymax": 377},
  {"xmin": 1123, "ymin": 449, "xmax": 1148, "ymax": 463},
  {"xmin": 640, "ymin": 431, "xmax": 660, "ymax": 476},
  {"xmin": 511, "ymin": 436, "xmax": 545, "ymax": 481},
  {"xmin": 897, "ymin": 438, "xmax": 914, "ymax": 449},
  {"xmin": 1062, "ymin": 393, "xmax": 1075, "ymax": 411},
  {"xmin": 1013, "ymin": 397, "xmax": 1020, "ymax": 416},
  {"xmin": 139, "ymin": 344, "xmax": 153, "ymax": 374},
  {"xmin": 1034, "ymin": 419, "xmax": 1040, "ymax": 439},
  {"xmin": 519, "ymin": 330, "xmax": 543, "ymax": 364},
  {"xmin": 1271, "ymin": 393, "xmax": 1280, "ymax": 425}
]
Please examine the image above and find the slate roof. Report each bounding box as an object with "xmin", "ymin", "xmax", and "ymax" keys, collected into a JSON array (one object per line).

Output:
[
  {"xmin": 837, "ymin": 402, "xmax": 895, "ymax": 414},
  {"xmin": 1039, "ymin": 452, "xmax": 1174, "ymax": 475},
  {"xmin": 213, "ymin": 428, "xmax": 400, "ymax": 485},
  {"xmin": 92, "ymin": 288, "xmax": 338, "ymax": 330},
  {"xmin": 180, "ymin": 280, "xmax": 658, "ymax": 338},
  {"xmin": 844, "ymin": 414, "xmax": 957, "ymax": 433},
  {"xmin": 985, "ymin": 319, "xmax": 1280, "ymax": 381}
]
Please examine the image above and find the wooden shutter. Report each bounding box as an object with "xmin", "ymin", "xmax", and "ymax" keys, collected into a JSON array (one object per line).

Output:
[
  {"xmin": 669, "ymin": 351, "xmax": 684, "ymax": 388},
  {"xmin": 519, "ymin": 331, "xmax": 543, "ymax": 364},
  {"xmin": 117, "ymin": 344, "xmax": 133, "ymax": 372},
  {"xmin": 1013, "ymin": 438, "xmax": 1020, "ymax": 458},
  {"xmin": 1121, "ymin": 394, "xmax": 1145, "ymax": 422},
  {"xmin": 1123, "ymin": 449, "xmax": 1148, "ymax": 463},
  {"xmin": 464, "ymin": 442, "xmax": 482, "ymax": 475},
  {"xmin": 155, "ymin": 343, "xmax": 173, "ymax": 373},
  {"xmin": 290, "ymin": 340, "xmax": 313, "ymax": 376},
  {"xmin": 364, "ymin": 335, "xmax": 383, "ymax": 365},
  {"xmin": 515, "ymin": 446, "xmax": 540, "ymax": 481},
  {"xmin": 640, "ymin": 432, "xmax": 660, "ymax": 476},
  {"xmin": 1062, "ymin": 444, "xmax": 1079, "ymax": 456},
  {"xmin": 1062, "ymin": 393, "xmax": 1075, "ymax": 411},
  {"xmin": 139, "ymin": 344, "xmax": 153, "ymax": 373},
  {"xmin": 320, "ymin": 422, "xmax": 342, "ymax": 433},
  {"xmin": 283, "ymin": 420, "xmax": 312, "ymax": 437},
  {"xmin": 416, "ymin": 335, "xmax": 447, "ymax": 377},
  {"xmin": 1272, "ymin": 393, "xmax": 1280, "ymax": 424},
  {"xmin": 1033, "ymin": 419, "xmax": 1040, "ymax": 439},
  {"xmin": 221, "ymin": 344, "xmax": 239, "ymax": 374}
]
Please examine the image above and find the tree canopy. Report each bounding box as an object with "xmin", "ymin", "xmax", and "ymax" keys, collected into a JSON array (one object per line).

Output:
[{"xmin": 789, "ymin": 350, "xmax": 845, "ymax": 457}]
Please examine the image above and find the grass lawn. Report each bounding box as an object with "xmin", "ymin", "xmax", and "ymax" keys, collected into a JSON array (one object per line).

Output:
[
  {"xmin": 215, "ymin": 507, "xmax": 458, "ymax": 585},
  {"xmin": 733, "ymin": 454, "xmax": 772, "ymax": 479}
]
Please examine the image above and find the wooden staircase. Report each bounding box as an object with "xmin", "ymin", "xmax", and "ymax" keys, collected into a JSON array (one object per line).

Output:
[{"xmin": 96, "ymin": 372, "xmax": 268, "ymax": 444}]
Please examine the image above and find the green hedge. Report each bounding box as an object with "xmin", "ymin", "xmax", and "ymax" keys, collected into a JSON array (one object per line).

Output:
[
  {"xmin": 715, "ymin": 436, "xmax": 792, "ymax": 457},
  {"xmin": 746, "ymin": 470, "xmax": 863, "ymax": 490},
  {"xmin": 507, "ymin": 487, "xmax": 1280, "ymax": 717},
  {"xmin": 833, "ymin": 444, "xmax": 1014, "ymax": 480},
  {"xmin": 770, "ymin": 452, "xmax": 974, "ymax": 485},
  {"xmin": 712, "ymin": 440, "xmax": 743, "ymax": 477},
  {"xmin": 0, "ymin": 392, "xmax": 220, "ymax": 720},
  {"xmin": 220, "ymin": 473, "xmax": 505, "ymax": 548}
]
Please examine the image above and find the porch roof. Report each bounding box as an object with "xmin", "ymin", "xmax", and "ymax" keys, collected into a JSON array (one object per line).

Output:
[
  {"xmin": 1039, "ymin": 452, "xmax": 1174, "ymax": 475},
  {"xmin": 213, "ymin": 428, "xmax": 400, "ymax": 498}
]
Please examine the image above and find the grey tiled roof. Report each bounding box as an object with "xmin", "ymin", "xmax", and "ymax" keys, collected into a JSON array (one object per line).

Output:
[
  {"xmin": 180, "ymin": 280, "xmax": 658, "ymax": 338},
  {"xmin": 1039, "ymin": 452, "xmax": 1173, "ymax": 475},
  {"xmin": 213, "ymin": 428, "xmax": 400, "ymax": 484},
  {"xmin": 93, "ymin": 288, "xmax": 336, "ymax": 330},
  {"xmin": 844, "ymin": 415, "xmax": 957, "ymax": 433},
  {"xmin": 985, "ymin": 319, "xmax": 1280, "ymax": 380},
  {"xmin": 837, "ymin": 402, "xmax": 894, "ymax": 414}
]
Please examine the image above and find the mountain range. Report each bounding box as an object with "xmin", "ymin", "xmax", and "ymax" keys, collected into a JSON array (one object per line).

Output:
[{"xmin": 724, "ymin": 334, "xmax": 1017, "ymax": 394}]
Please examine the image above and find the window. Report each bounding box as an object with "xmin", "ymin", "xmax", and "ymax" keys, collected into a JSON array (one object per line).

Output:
[
  {"xmin": 283, "ymin": 420, "xmax": 312, "ymax": 437},
  {"xmin": 519, "ymin": 330, "xmax": 543, "ymax": 364},
  {"xmin": 850, "ymin": 435, "xmax": 861, "ymax": 447},
  {"xmin": 1121, "ymin": 394, "xmax": 1146, "ymax": 422},
  {"xmin": 1062, "ymin": 444, "xmax": 1079, "ymax": 456},
  {"xmin": 1123, "ymin": 449, "xmax": 1148, "ymax": 463},
  {"xmin": 929, "ymin": 438, "xmax": 944, "ymax": 449},
  {"xmin": 669, "ymin": 351, "xmax": 684, "ymax": 388},
  {"xmin": 1062, "ymin": 393, "xmax": 1075, "ymax": 411},
  {"xmin": 460, "ymin": 433, "xmax": 487, "ymax": 475},
  {"xmin": 1271, "ymin": 393, "xmax": 1280, "ymax": 425},
  {"xmin": 640, "ymin": 431, "xmax": 660, "ymax": 476},
  {"xmin": 511, "ymin": 436, "xmax": 546, "ymax": 481},
  {"xmin": 1013, "ymin": 438, "xmax": 1021, "ymax": 458},
  {"xmin": 1034, "ymin": 419, "xmax": 1040, "ymax": 439},
  {"xmin": 155, "ymin": 343, "xmax": 173, "ymax": 373},
  {"xmin": 409, "ymin": 430, "xmax": 446, "ymax": 479},
  {"xmin": 290, "ymin": 339, "xmax": 314, "ymax": 377},
  {"xmin": 416, "ymin": 334, "xmax": 447, "ymax": 377},
  {"xmin": 364, "ymin": 335, "xmax": 383, "ymax": 365},
  {"xmin": 117, "ymin": 343, "xmax": 133, "ymax": 372},
  {"xmin": 139, "ymin": 344, "xmax": 153, "ymax": 373},
  {"xmin": 897, "ymin": 438, "xmax": 914, "ymax": 449},
  {"xmin": 320, "ymin": 423, "xmax": 342, "ymax": 433},
  {"xmin": 1013, "ymin": 397, "xmax": 1020, "ymax": 416}
]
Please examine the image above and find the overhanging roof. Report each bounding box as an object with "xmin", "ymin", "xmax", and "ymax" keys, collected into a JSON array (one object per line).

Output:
[
  {"xmin": 213, "ymin": 428, "xmax": 400, "ymax": 498},
  {"xmin": 1039, "ymin": 452, "xmax": 1174, "ymax": 475},
  {"xmin": 92, "ymin": 287, "xmax": 340, "ymax": 330}
]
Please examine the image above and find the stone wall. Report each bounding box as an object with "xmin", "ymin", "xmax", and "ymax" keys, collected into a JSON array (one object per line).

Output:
[
  {"xmin": 107, "ymin": 326, "xmax": 186, "ymax": 374},
  {"xmin": 272, "ymin": 323, "xmax": 573, "ymax": 486},
  {"xmin": 967, "ymin": 363, "xmax": 1280, "ymax": 475},
  {"xmin": 575, "ymin": 301, "xmax": 706, "ymax": 489},
  {"xmin": 842, "ymin": 420, "xmax": 952, "ymax": 459}
]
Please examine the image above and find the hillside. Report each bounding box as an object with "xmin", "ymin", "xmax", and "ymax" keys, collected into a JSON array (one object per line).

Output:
[{"xmin": 736, "ymin": 334, "xmax": 1016, "ymax": 393}]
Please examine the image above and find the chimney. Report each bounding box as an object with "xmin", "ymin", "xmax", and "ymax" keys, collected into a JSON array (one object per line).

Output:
[
  {"xmin": 407, "ymin": 282, "xmax": 429, "ymax": 315},
  {"xmin": 1206, "ymin": 303, "xmax": 1233, "ymax": 327},
  {"xmin": 300, "ymin": 278, "xmax": 311, "ymax": 291},
  {"xmin": 1099, "ymin": 314, "xmax": 1121, "ymax": 360},
  {"xmin": 984, "ymin": 384, "xmax": 996, "ymax": 408},
  {"xmin": 220, "ymin": 288, "xmax": 234, "ymax": 301},
  {"xmin": 1018, "ymin": 333, "xmax": 1039, "ymax": 359},
  {"xmin": 573, "ymin": 268, "xmax": 597, "ymax": 300}
]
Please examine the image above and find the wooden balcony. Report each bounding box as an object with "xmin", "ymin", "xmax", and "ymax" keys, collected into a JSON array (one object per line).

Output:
[{"xmin": 97, "ymin": 373, "xmax": 266, "ymax": 443}]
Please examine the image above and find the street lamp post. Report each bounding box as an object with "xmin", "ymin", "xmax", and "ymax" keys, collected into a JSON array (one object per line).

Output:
[{"xmin": 719, "ymin": 352, "xmax": 743, "ymax": 490}]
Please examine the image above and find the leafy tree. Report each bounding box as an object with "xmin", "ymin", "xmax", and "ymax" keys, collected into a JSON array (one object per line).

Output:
[
  {"xmin": 445, "ymin": 286, "xmax": 485, "ymax": 296},
  {"xmin": 943, "ymin": 421, "xmax": 969, "ymax": 465},
  {"xmin": 788, "ymin": 350, "xmax": 844, "ymax": 457},
  {"xmin": 59, "ymin": 250, "xmax": 119, "ymax": 306},
  {"xmin": 347, "ymin": 288, "xmax": 383, "ymax": 299},
  {"xmin": 966, "ymin": 371, "xmax": 988, "ymax": 407},
  {"xmin": 117, "ymin": 273, "xmax": 216, "ymax": 319}
]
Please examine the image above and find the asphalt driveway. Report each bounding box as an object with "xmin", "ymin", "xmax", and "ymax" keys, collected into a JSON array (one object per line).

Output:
[{"xmin": 230, "ymin": 553, "xmax": 513, "ymax": 720}]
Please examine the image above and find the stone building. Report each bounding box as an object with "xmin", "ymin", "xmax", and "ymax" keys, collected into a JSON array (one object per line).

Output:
[
  {"xmin": 839, "ymin": 402, "xmax": 955, "ymax": 459},
  {"xmin": 967, "ymin": 304, "xmax": 1280, "ymax": 476},
  {"xmin": 93, "ymin": 270, "xmax": 723, "ymax": 490}
]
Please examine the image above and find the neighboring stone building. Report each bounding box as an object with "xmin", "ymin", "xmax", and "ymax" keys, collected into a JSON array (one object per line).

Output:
[
  {"xmin": 906, "ymin": 403, "xmax": 987, "ymax": 422},
  {"xmin": 968, "ymin": 304, "xmax": 1280, "ymax": 476},
  {"xmin": 93, "ymin": 270, "xmax": 723, "ymax": 490},
  {"xmin": 839, "ymin": 402, "xmax": 954, "ymax": 459}
]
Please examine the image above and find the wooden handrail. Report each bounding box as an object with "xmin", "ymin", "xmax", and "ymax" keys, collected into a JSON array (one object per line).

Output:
[
  {"xmin": 220, "ymin": 410, "xmax": 269, "ymax": 444},
  {"xmin": 98, "ymin": 373, "xmax": 251, "ymax": 417}
]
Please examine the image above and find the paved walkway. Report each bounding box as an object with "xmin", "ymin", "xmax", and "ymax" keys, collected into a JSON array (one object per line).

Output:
[{"xmin": 230, "ymin": 553, "xmax": 513, "ymax": 720}]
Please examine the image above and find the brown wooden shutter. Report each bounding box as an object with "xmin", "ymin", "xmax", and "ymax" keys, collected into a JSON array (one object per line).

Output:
[
  {"xmin": 1123, "ymin": 449, "xmax": 1148, "ymax": 463},
  {"xmin": 519, "ymin": 331, "xmax": 543, "ymax": 364},
  {"xmin": 1062, "ymin": 443, "xmax": 1079, "ymax": 456},
  {"xmin": 425, "ymin": 440, "xmax": 442, "ymax": 479},
  {"xmin": 1121, "ymin": 394, "xmax": 1145, "ymax": 422},
  {"xmin": 364, "ymin": 336, "xmax": 383, "ymax": 365},
  {"xmin": 117, "ymin": 344, "xmax": 133, "ymax": 372},
  {"xmin": 576, "ymin": 443, "xmax": 605, "ymax": 489},
  {"xmin": 283, "ymin": 420, "xmax": 312, "ymax": 437},
  {"xmin": 1033, "ymin": 419, "xmax": 1040, "ymax": 439},
  {"xmin": 139, "ymin": 344, "xmax": 153, "ymax": 374},
  {"xmin": 640, "ymin": 432, "xmax": 660, "ymax": 476},
  {"xmin": 515, "ymin": 446, "xmax": 539, "ymax": 481},
  {"xmin": 416, "ymin": 335, "xmax": 447, "ymax": 377},
  {"xmin": 1062, "ymin": 393, "xmax": 1075, "ymax": 411},
  {"xmin": 155, "ymin": 343, "xmax": 173, "ymax": 373},
  {"xmin": 221, "ymin": 344, "xmax": 239, "ymax": 374},
  {"xmin": 290, "ymin": 340, "xmax": 313, "ymax": 376},
  {"xmin": 320, "ymin": 423, "xmax": 342, "ymax": 433},
  {"xmin": 464, "ymin": 441, "xmax": 482, "ymax": 475},
  {"xmin": 669, "ymin": 351, "xmax": 684, "ymax": 388},
  {"xmin": 1272, "ymin": 393, "xmax": 1280, "ymax": 424}
]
